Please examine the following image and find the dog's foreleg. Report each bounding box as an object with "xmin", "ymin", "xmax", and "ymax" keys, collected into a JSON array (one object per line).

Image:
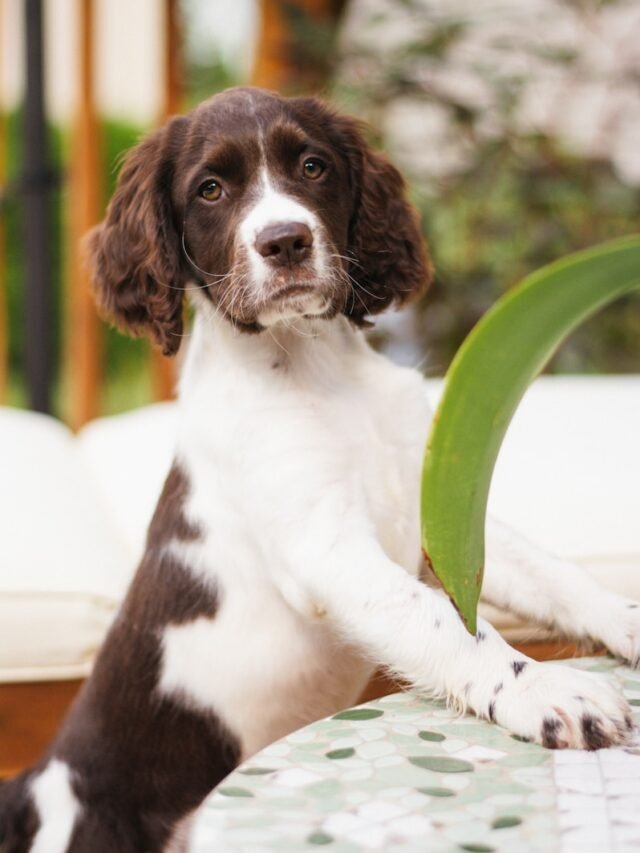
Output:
[
  {"xmin": 483, "ymin": 518, "xmax": 640, "ymax": 667},
  {"xmin": 300, "ymin": 534, "xmax": 632, "ymax": 749}
]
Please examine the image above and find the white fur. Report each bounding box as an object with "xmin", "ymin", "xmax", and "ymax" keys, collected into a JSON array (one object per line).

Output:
[
  {"xmin": 30, "ymin": 760, "xmax": 80, "ymax": 853},
  {"xmin": 157, "ymin": 308, "xmax": 636, "ymax": 759},
  {"xmin": 238, "ymin": 167, "xmax": 330, "ymax": 316}
]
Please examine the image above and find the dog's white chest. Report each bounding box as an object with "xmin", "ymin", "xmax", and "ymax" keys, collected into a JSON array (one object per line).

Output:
[{"xmin": 159, "ymin": 318, "xmax": 432, "ymax": 756}]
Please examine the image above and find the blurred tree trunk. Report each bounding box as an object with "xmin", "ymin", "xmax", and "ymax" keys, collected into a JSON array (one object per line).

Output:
[
  {"xmin": 150, "ymin": 0, "xmax": 183, "ymax": 402},
  {"xmin": 251, "ymin": 0, "xmax": 347, "ymax": 93},
  {"xmin": 65, "ymin": 0, "xmax": 101, "ymax": 429}
]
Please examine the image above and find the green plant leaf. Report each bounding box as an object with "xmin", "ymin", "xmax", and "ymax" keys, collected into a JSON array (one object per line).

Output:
[{"xmin": 421, "ymin": 236, "xmax": 640, "ymax": 633}]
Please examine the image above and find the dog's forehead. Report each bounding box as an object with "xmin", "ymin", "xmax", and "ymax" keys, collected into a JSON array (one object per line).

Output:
[{"xmin": 188, "ymin": 88, "xmax": 330, "ymax": 161}]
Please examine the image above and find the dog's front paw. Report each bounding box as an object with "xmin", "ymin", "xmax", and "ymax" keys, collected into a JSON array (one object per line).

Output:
[
  {"xmin": 490, "ymin": 662, "xmax": 634, "ymax": 749},
  {"xmin": 592, "ymin": 596, "xmax": 640, "ymax": 668}
]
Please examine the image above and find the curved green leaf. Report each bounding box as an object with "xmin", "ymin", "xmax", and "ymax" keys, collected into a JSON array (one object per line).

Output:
[{"xmin": 421, "ymin": 236, "xmax": 640, "ymax": 634}]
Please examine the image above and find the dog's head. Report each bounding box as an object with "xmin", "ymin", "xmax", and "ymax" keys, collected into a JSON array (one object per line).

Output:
[{"xmin": 87, "ymin": 87, "xmax": 432, "ymax": 354}]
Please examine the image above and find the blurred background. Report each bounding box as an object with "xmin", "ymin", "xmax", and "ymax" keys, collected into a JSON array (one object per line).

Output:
[{"xmin": 0, "ymin": 0, "xmax": 638, "ymax": 428}]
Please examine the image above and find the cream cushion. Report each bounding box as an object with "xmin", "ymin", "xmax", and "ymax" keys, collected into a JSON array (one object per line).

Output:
[
  {"xmin": 0, "ymin": 404, "xmax": 175, "ymax": 682},
  {"xmin": 0, "ymin": 376, "xmax": 638, "ymax": 683},
  {"xmin": 480, "ymin": 375, "xmax": 640, "ymax": 639}
]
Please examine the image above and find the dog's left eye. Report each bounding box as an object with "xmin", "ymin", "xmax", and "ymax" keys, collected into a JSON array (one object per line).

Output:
[
  {"xmin": 199, "ymin": 180, "xmax": 223, "ymax": 201},
  {"xmin": 302, "ymin": 158, "xmax": 325, "ymax": 180}
]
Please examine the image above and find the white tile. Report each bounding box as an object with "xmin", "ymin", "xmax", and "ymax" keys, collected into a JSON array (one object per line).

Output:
[
  {"xmin": 347, "ymin": 826, "xmax": 391, "ymax": 849},
  {"xmin": 561, "ymin": 827, "xmax": 613, "ymax": 846},
  {"xmin": 358, "ymin": 727, "xmax": 386, "ymax": 742},
  {"xmin": 385, "ymin": 814, "xmax": 433, "ymax": 837},
  {"xmin": 341, "ymin": 768, "xmax": 375, "ymax": 783},
  {"xmin": 555, "ymin": 778, "xmax": 605, "ymax": 795},
  {"xmin": 372, "ymin": 755, "xmax": 405, "ymax": 768},
  {"xmin": 559, "ymin": 813, "xmax": 610, "ymax": 830},
  {"xmin": 356, "ymin": 801, "xmax": 406, "ymax": 824},
  {"xmin": 602, "ymin": 763, "xmax": 640, "ymax": 779},
  {"xmin": 555, "ymin": 766, "xmax": 602, "ymax": 784},
  {"xmin": 608, "ymin": 805, "xmax": 640, "ymax": 824},
  {"xmin": 609, "ymin": 795, "xmax": 640, "ymax": 810},
  {"xmin": 562, "ymin": 845, "xmax": 610, "ymax": 853},
  {"xmin": 453, "ymin": 744, "xmax": 507, "ymax": 762},
  {"xmin": 612, "ymin": 824, "xmax": 640, "ymax": 843},
  {"xmin": 606, "ymin": 779, "xmax": 640, "ymax": 795},
  {"xmin": 599, "ymin": 750, "xmax": 640, "ymax": 769},
  {"xmin": 489, "ymin": 793, "xmax": 526, "ymax": 806},
  {"xmin": 328, "ymin": 737, "xmax": 360, "ymax": 750},
  {"xmin": 272, "ymin": 769, "xmax": 322, "ymax": 787},
  {"xmin": 555, "ymin": 750, "xmax": 599, "ymax": 766},
  {"xmin": 323, "ymin": 812, "xmax": 368, "ymax": 834},
  {"xmin": 357, "ymin": 741, "xmax": 396, "ymax": 760},
  {"xmin": 557, "ymin": 792, "xmax": 607, "ymax": 812}
]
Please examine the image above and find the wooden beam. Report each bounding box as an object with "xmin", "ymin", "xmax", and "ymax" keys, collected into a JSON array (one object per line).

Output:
[
  {"xmin": 149, "ymin": 0, "xmax": 183, "ymax": 402},
  {"xmin": 65, "ymin": 0, "xmax": 101, "ymax": 429},
  {"xmin": 0, "ymin": 680, "xmax": 83, "ymax": 778},
  {"xmin": 163, "ymin": 0, "xmax": 182, "ymax": 117},
  {"xmin": 251, "ymin": 0, "xmax": 347, "ymax": 92}
]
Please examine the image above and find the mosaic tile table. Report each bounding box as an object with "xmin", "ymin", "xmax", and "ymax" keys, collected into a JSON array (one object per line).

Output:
[{"xmin": 191, "ymin": 659, "xmax": 640, "ymax": 853}]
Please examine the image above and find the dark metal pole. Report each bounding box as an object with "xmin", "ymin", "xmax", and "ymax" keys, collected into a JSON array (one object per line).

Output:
[{"xmin": 23, "ymin": 0, "xmax": 53, "ymax": 413}]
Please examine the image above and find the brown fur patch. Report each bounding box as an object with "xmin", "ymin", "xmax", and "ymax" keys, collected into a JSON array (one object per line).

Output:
[{"xmin": 2, "ymin": 463, "xmax": 240, "ymax": 852}]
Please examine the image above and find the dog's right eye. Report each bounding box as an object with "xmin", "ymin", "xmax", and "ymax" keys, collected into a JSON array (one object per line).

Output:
[
  {"xmin": 302, "ymin": 158, "xmax": 325, "ymax": 180},
  {"xmin": 199, "ymin": 180, "xmax": 223, "ymax": 202}
]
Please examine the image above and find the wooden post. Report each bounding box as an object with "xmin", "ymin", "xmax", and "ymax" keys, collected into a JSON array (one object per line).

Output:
[
  {"xmin": 251, "ymin": 0, "xmax": 347, "ymax": 92},
  {"xmin": 65, "ymin": 0, "xmax": 101, "ymax": 429},
  {"xmin": 150, "ymin": 0, "xmax": 182, "ymax": 402}
]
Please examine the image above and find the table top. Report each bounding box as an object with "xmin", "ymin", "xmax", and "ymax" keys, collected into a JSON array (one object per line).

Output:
[{"xmin": 191, "ymin": 658, "xmax": 640, "ymax": 853}]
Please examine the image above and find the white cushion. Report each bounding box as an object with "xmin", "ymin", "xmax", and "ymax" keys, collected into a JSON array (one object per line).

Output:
[
  {"xmin": 0, "ymin": 409, "xmax": 133, "ymax": 681},
  {"xmin": 0, "ymin": 376, "xmax": 638, "ymax": 681},
  {"xmin": 0, "ymin": 406, "xmax": 176, "ymax": 682},
  {"xmin": 76, "ymin": 402, "xmax": 177, "ymax": 562},
  {"xmin": 425, "ymin": 376, "xmax": 640, "ymax": 640}
]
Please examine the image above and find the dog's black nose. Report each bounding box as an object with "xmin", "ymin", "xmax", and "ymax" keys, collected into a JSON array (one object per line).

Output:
[{"xmin": 255, "ymin": 222, "xmax": 313, "ymax": 267}]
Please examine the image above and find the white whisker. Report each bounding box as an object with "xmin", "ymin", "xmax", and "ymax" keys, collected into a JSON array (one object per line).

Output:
[{"xmin": 181, "ymin": 231, "xmax": 233, "ymax": 284}]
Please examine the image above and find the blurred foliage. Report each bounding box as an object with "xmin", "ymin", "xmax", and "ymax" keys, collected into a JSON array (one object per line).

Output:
[
  {"xmin": 417, "ymin": 136, "xmax": 640, "ymax": 374},
  {"xmin": 2, "ymin": 2, "xmax": 639, "ymax": 422},
  {"xmin": 2, "ymin": 110, "xmax": 152, "ymax": 415},
  {"xmin": 186, "ymin": 58, "xmax": 238, "ymax": 108},
  {"xmin": 334, "ymin": 0, "xmax": 640, "ymax": 374},
  {"xmin": 2, "ymin": 61, "xmax": 238, "ymax": 416}
]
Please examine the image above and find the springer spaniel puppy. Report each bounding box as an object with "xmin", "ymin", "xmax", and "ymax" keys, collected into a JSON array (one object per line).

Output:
[{"xmin": 1, "ymin": 87, "xmax": 638, "ymax": 852}]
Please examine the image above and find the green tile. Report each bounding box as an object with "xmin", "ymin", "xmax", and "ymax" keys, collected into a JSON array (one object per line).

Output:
[
  {"xmin": 492, "ymin": 816, "xmax": 522, "ymax": 829},
  {"xmin": 307, "ymin": 831, "xmax": 334, "ymax": 845},
  {"xmin": 238, "ymin": 767, "xmax": 277, "ymax": 775},
  {"xmin": 419, "ymin": 730, "xmax": 446, "ymax": 742},
  {"xmin": 217, "ymin": 787, "xmax": 254, "ymax": 798},
  {"xmin": 417, "ymin": 786, "xmax": 456, "ymax": 797},
  {"xmin": 326, "ymin": 748, "xmax": 355, "ymax": 760},
  {"xmin": 333, "ymin": 709, "xmax": 384, "ymax": 721},
  {"xmin": 409, "ymin": 755, "xmax": 474, "ymax": 773}
]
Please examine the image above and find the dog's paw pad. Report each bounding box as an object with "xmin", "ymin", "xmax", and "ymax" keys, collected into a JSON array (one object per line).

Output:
[{"xmin": 494, "ymin": 663, "xmax": 633, "ymax": 750}]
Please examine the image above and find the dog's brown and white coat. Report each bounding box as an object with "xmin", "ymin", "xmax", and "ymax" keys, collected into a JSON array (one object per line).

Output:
[{"xmin": 1, "ymin": 88, "xmax": 639, "ymax": 853}]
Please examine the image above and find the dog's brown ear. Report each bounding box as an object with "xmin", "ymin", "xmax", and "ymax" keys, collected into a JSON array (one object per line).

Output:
[
  {"xmin": 86, "ymin": 116, "xmax": 188, "ymax": 355},
  {"xmin": 332, "ymin": 112, "xmax": 432, "ymax": 324}
]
